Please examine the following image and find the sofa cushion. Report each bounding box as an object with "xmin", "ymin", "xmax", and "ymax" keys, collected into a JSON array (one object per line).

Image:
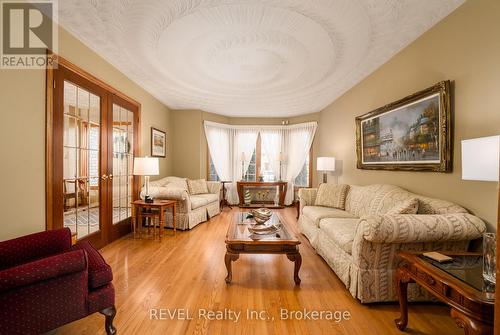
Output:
[
  {"xmin": 319, "ymin": 218, "xmax": 360, "ymax": 254},
  {"xmin": 71, "ymin": 241, "xmax": 112, "ymax": 290},
  {"xmin": 302, "ymin": 206, "xmax": 356, "ymax": 226},
  {"xmin": 345, "ymin": 184, "xmax": 417, "ymax": 217},
  {"xmin": 196, "ymin": 193, "xmax": 218, "ymax": 204},
  {"xmin": 188, "ymin": 179, "xmax": 209, "ymax": 195},
  {"xmin": 146, "ymin": 185, "xmax": 188, "ymax": 201},
  {"xmin": 386, "ymin": 198, "xmax": 419, "ymax": 215},
  {"xmin": 190, "ymin": 195, "xmax": 209, "ymax": 209},
  {"xmin": 415, "ymin": 195, "xmax": 468, "ymax": 214},
  {"xmin": 150, "ymin": 176, "xmax": 188, "ymax": 190},
  {"xmin": 314, "ymin": 184, "xmax": 349, "ymax": 209}
]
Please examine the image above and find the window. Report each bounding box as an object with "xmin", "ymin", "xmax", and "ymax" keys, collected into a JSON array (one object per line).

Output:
[
  {"xmin": 208, "ymin": 154, "xmax": 220, "ymax": 181},
  {"xmin": 243, "ymin": 149, "xmax": 257, "ymax": 181},
  {"xmin": 208, "ymin": 136, "xmax": 312, "ymax": 187}
]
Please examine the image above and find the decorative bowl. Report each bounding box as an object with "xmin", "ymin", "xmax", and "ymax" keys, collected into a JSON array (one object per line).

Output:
[
  {"xmin": 248, "ymin": 224, "xmax": 278, "ymax": 234},
  {"xmin": 250, "ymin": 208, "xmax": 272, "ymax": 225},
  {"xmin": 253, "ymin": 215, "xmax": 270, "ymax": 225}
]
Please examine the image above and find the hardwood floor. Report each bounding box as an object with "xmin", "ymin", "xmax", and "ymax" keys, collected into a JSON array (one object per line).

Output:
[{"xmin": 56, "ymin": 208, "xmax": 461, "ymax": 335}]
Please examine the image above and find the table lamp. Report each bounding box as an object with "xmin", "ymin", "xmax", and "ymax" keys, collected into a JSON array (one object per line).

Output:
[
  {"xmin": 133, "ymin": 157, "xmax": 159, "ymax": 203},
  {"xmin": 461, "ymin": 135, "xmax": 499, "ymax": 284},
  {"xmin": 317, "ymin": 157, "xmax": 336, "ymax": 183}
]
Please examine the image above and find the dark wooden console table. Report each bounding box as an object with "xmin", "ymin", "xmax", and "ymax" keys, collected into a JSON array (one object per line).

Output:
[
  {"xmin": 236, "ymin": 181, "xmax": 287, "ymax": 208},
  {"xmin": 395, "ymin": 251, "xmax": 494, "ymax": 335}
]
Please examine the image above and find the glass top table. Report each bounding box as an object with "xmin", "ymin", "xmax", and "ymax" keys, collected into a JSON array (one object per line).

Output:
[
  {"xmin": 396, "ymin": 251, "xmax": 494, "ymax": 333},
  {"xmin": 228, "ymin": 212, "xmax": 296, "ymax": 243},
  {"xmin": 420, "ymin": 254, "xmax": 495, "ymax": 294},
  {"xmin": 225, "ymin": 211, "xmax": 302, "ymax": 285}
]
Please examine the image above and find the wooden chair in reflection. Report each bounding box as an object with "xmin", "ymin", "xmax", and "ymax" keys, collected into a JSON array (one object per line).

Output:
[{"xmin": 63, "ymin": 178, "xmax": 88, "ymax": 211}]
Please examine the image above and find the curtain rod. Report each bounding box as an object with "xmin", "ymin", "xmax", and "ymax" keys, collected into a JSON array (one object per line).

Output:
[{"xmin": 204, "ymin": 120, "xmax": 317, "ymax": 130}]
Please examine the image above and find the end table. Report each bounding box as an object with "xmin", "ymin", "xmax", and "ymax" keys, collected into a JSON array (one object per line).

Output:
[
  {"xmin": 131, "ymin": 200, "xmax": 177, "ymax": 240},
  {"xmin": 395, "ymin": 251, "xmax": 494, "ymax": 334}
]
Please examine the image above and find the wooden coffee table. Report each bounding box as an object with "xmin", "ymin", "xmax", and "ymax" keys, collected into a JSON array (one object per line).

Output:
[{"xmin": 224, "ymin": 211, "xmax": 302, "ymax": 285}]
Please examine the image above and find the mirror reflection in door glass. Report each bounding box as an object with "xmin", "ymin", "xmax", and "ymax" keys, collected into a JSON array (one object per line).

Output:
[
  {"xmin": 63, "ymin": 81, "xmax": 100, "ymax": 240},
  {"xmin": 112, "ymin": 104, "xmax": 134, "ymax": 224}
]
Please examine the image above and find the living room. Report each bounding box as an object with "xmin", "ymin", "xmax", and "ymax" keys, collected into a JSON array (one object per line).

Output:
[{"xmin": 0, "ymin": 0, "xmax": 499, "ymax": 334}]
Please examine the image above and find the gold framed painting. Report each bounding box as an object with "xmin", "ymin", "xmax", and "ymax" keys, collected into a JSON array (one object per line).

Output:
[
  {"xmin": 355, "ymin": 80, "xmax": 452, "ymax": 172},
  {"xmin": 151, "ymin": 127, "xmax": 166, "ymax": 158}
]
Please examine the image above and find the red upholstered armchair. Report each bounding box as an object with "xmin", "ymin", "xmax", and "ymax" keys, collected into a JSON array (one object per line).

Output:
[{"xmin": 0, "ymin": 228, "xmax": 116, "ymax": 335}]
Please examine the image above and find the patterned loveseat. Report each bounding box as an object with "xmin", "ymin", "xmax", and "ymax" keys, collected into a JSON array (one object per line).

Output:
[
  {"xmin": 298, "ymin": 184, "xmax": 486, "ymax": 303},
  {"xmin": 141, "ymin": 176, "xmax": 221, "ymax": 230}
]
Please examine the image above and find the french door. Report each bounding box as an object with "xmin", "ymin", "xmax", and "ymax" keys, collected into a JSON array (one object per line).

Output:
[
  {"xmin": 47, "ymin": 59, "xmax": 140, "ymax": 248},
  {"xmin": 109, "ymin": 95, "xmax": 139, "ymax": 242}
]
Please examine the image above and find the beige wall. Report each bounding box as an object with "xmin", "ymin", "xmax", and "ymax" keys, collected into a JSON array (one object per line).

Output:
[
  {"xmin": 170, "ymin": 110, "xmax": 321, "ymax": 183},
  {"xmin": 0, "ymin": 26, "xmax": 172, "ymax": 241},
  {"xmin": 318, "ymin": 0, "xmax": 500, "ymax": 230},
  {"xmin": 1, "ymin": 0, "xmax": 497, "ymax": 241}
]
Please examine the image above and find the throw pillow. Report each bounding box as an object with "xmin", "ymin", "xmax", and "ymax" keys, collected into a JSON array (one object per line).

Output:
[
  {"xmin": 314, "ymin": 184, "xmax": 350, "ymax": 209},
  {"xmin": 187, "ymin": 179, "xmax": 209, "ymax": 195},
  {"xmin": 386, "ymin": 198, "xmax": 419, "ymax": 215}
]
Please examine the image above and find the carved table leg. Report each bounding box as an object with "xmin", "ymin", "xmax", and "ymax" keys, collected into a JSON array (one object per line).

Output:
[
  {"xmin": 286, "ymin": 252, "xmax": 302, "ymax": 285},
  {"xmin": 100, "ymin": 306, "xmax": 117, "ymax": 335},
  {"xmin": 225, "ymin": 252, "xmax": 239, "ymax": 284},
  {"xmin": 395, "ymin": 267, "xmax": 412, "ymax": 331},
  {"xmin": 451, "ymin": 308, "xmax": 493, "ymax": 335}
]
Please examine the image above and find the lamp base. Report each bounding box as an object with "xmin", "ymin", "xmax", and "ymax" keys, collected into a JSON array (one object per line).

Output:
[{"xmin": 322, "ymin": 173, "xmax": 328, "ymax": 184}]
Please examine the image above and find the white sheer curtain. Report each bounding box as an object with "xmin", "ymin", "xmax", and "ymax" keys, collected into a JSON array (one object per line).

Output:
[
  {"xmin": 204, "ymin": 122, "xmax": 258, "ymax": 204},
  {"xmin": 260, "ymin": 129, "xmax": 284, "ymax": 181},
  {"xmin": 204, "ymin": 122, "xmax": 232, "ymax": 182},
  {"xmin": 229, "ymin": 128, "xmax": 258, "ymax": 203},
  {"xmin": 283, "ymin": 122, "xmax": 317, "ymax": 204},
  {"xmin": 204, "ymin": 121, "xmax": 316, "ymax": 205}
]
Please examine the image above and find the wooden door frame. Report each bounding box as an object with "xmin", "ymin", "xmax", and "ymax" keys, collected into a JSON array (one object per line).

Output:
[{"xmin": 46, "ymin": 54, "xmax": 141, "ymax": 247}]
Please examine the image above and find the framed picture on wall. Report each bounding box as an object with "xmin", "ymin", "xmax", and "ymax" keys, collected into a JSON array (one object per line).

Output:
[
  {"xmin": 355, "ymin": 80, "xmax": 452, "ymax": 172},
  {"xmin": 151, "ymin": 127, "xmax": 166, "ymax": 158}
]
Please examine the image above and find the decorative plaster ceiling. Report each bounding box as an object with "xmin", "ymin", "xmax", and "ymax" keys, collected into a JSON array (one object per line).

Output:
[{"xmin": 58, "ymin": 0, "xmax": 464, "ymax": 117}]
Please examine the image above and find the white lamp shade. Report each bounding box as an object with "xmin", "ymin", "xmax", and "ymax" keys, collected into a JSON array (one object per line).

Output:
[
  {"xmin": 461, "ymin": 135, "xmax": 499, "ymax": 181},
  {"xmin": 133, "ymin": 157, "xmax": 159, "ymax": 176},
  {"xmin": 317, "ymin": 157, "xmax": 336, "ymax": 171}
]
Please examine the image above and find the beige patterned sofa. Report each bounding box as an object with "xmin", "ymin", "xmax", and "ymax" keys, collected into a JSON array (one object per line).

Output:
[
  {"xmin": 298, "ymin": 184, "xmax": 486, "ymax": 303},
  {"xmin": 141, "ymin": 176, "xmax": 221, "ymax": 230}
]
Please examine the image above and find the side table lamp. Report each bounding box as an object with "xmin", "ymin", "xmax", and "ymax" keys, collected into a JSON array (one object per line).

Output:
[
  {"xmin": 133, "ymin": 157, "xmax": 159, "ymax": 203},
  {"xmin": 461, "ymin": 135, "xmax": 499, "ymax": 284},
  {"xmin": 317, "ymin": 156, "xmax": 336, "ymax": 184}
]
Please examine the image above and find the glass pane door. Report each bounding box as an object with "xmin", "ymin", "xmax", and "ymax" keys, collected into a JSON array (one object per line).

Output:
[
  {"xmin": 112, "ymin": 103, "xmax": 134, "ymax": 224},
  {"xmin": 63, "ymin": 81, "xmax": 101, "ymax": 240}
]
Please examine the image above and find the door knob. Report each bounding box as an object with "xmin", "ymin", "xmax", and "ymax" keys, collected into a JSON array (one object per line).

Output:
[
  {"xmin": 101, "ymin": 174, "xmax": 108, "ymax": 180},
  {"xmin": 109, "ymin": 174, "xmax": 113, "ymax": 181}
]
